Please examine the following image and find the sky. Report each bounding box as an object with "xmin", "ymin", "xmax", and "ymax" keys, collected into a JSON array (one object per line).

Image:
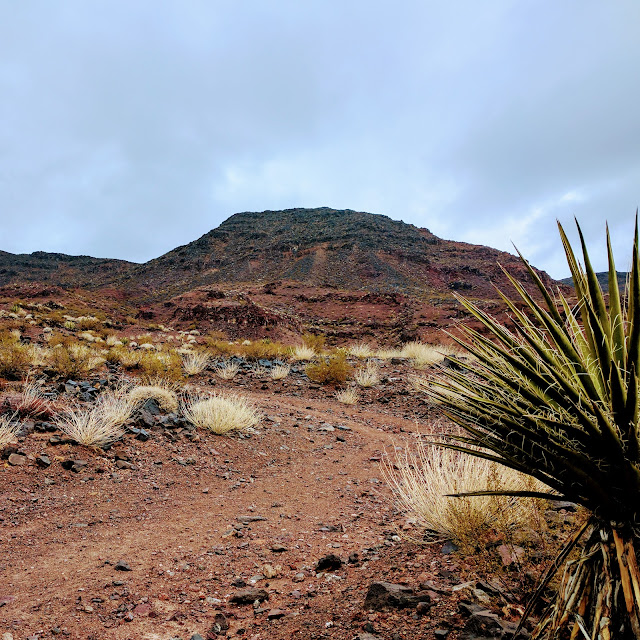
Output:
[{"xmin": 1, "ymin": 1, "xmax": 639, "ymax": 279}]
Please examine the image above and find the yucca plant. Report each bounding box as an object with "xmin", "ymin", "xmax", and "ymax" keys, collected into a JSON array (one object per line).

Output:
[{"xmin": 426, "ymin": 218, "xmax": 640, "ymax": 639}]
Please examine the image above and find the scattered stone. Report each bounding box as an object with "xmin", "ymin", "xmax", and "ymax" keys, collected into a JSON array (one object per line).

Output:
[
  {"xmin": 237, "ymin": 515, "xmax": 267, "ymax": 524},
  {"xmin": 36, "ymin": 454, "xmax": 51, "ymax": 468},
  {"xmin": 229, "ymin": 587, "xmax": 269, "ymax": 605},
  {"xmin": 267, "ymin": 608, "xmax": 288, "ymax": 619},
  {"xmin": 364, "ymin": 582, "xmax": 432, "ymax": 610},
  {"xmin": 115, "ymin": 459, "xmax": 133, "ymax": 470},
  {"xmin": 460, "ymin": 609, "xmax": 510, "ymax": 639},
  {"xmin": 270, "ymin": 544, "xmax": 287, "ymax": 552},
  {"xmin": 292, "ymin": 572, "xmax": 305, "ymax": 582},
  {"xmin": 114, "ymin": 560, "xmax": 132, "ymax": 572},
  {"xmin": 208, "ymin": 612, "xmax": 229, "ymax": 633},
  {"xmin": 262, "ymin": 563, "xmax": 280, "ymax": 579},
  {"xmin": 189, "ymin": 635, "xmax": 204, "ymax": 640},
  {"xmin": 231, "ymin": 578, "xmax": 247, "ymax": 587},
  {"xmin": 434, "ymin": 629, "xmax": 450, "ymax": 639},
  {"xmin": 441, "ymin": 540, "xmax": 459, "ymax": 555},
  {"xmin": 497, "ymin": 544, "xmax": 525, "ymax": 567},
  {"xmin": 7, "ymin": 453, "xmax": 26, "ymax": 466},
  {"xmin": 348, "ymin": 552, "xmax": 360, "ymax": 564},
  {"xmin": 316, "ymin": 554, "xmax": 343, "ymax": 572}
]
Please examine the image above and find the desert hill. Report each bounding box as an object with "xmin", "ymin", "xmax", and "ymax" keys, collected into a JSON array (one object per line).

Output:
[{"xmin": 0, "ymin": 208, "xmax": 563, "ymax": 342}]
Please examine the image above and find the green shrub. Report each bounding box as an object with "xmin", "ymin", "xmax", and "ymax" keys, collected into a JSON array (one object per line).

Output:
[{"xmin": 305, "ymin": 351, "xmax": 352, "ymax": 384}]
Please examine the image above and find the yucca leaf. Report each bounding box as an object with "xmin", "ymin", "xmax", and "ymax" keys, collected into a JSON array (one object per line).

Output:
[
  {"xmin": 446, "ymin": 490, "xmax": 563, "ymax": 500},
  {"xmin": 606, "ymin": 223, "xmax": 626, "ymax": 368},
  {"xmin": 627, "ymin": 215, "xmax": 640, "ymax": 383}
]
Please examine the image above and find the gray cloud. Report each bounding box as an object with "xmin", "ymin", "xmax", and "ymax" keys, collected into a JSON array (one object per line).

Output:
[{"xmin": 1, "ymin": 1, "xmax": 638, "ymax": 277}]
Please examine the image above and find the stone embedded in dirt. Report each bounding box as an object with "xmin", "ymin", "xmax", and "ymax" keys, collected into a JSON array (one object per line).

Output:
[
  {"xmin": 434, "ymin": 629, "xmax": 451, "ymax": 639},
  {"xmin": 316, "ymin": 554, "xmax": 343, "ymax": 572},
  {"xmin": 115, "ymin": 459, "xmax": 133, "ymax": 470},
  {"xmin": 0, "ymin": 595, "xmax": 16, "ymax": 607},
  {"xmin": 441, "ymin": 540, "xmax": 459, "ymax": 555},
  {"xmin": 364, "ymin": 582, "xmax": 432, "ymax": 610},
  {"xmin": 132, "ymin": 602, "xmax": 152, "ymax": 616},
  {"xmin": 209, "ymin": 611, "xmax": 230, "ymax": 633},
  {"xmin": 292, "ymin": 572, "xmax": 305, "ymax": 582},
  {"xmin": 231, "ymin": 578, "xmax": 247, "ymax": 587},
  {"xmin": 36, "ymin": 454, "xmax": 51, "ymax": 468},
  {"xmin": 1, "ymin": 445, "xmax": 19, "ymax": 459},
  {"xmin": 114, "ymin": 560, "xmax": 132, "ymax": 571},
  {"xmin": 189, "ymin": 635, "xmax": 204, "ymax": 640},
  {"xmin": 270, "ymin": 544, "xmax": 287, "ymax": 552},
  {"xmin": 229, "ymin": 587, "xmax": 269, "ymax": 605},
  {"xmin": 496, "ymin": 544, "xmax": 525, "ymax": 567},
  {"xmin": 460, "ymin": 609, "xmax": 515, "ymax": 639},
  {"xmin": 348, "ymin": 552, "xmax": 359, "ymax": 564},
  {"xmin": 358, "ymin": 634, "xmax": 380, "ymax": 640},
  {"xmin": 237, "ymin": 515, "xmax": 267, "ymax": 524},
  {"xmin": 8, "ymin": 453, "xmax": 26, "ymax": 466},
  {"xmin": 262, "ymin": 563, "xmax": 280, "ymax": 579},
  {"xmin": 267, "ymin": 609, "xmax": 288, "ymax": 619}
]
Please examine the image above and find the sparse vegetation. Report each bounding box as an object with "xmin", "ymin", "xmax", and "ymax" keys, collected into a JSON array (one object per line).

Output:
[
  {"xmin": 290, "ymin": 345, "xmax": 316, "ymax": 361},
  {"xmin": 305, "ymin": 351, "xmax": 352, "ymax": 385},
  {"xmin": 270, "ymin": 363, "xmax": 290, "ymax": 380},
  {"xmin": 181, "ymin": 350, "xmax": 211, "ymax": 376},
  {"xmin": 54, "ymin": 405, "xmax": 124, "ymax": 448},
  {"xmin": 182, "ymin": 392, "xmax": 260, "ymax": 434},
  {"xmin": 335, "ymin": 387, "xmax": 359, "ymax": 405},
  {"xmin": 127, "ymin": 382, "xmax": 179, "ymax": 413},
  {"xmin": 348, "ymin": 341, "xmax": 374, "ymax": 358},
  {"xmin": 0, "ymin": 413, "xmax": 20, "ymax": 446},
  {"xmin": 215, "ymin": 361, "xmax": 240, "ymax": 380},
  {"xmin": 354, "ymin": 360, "xmax": 381, "ymax": 387}
]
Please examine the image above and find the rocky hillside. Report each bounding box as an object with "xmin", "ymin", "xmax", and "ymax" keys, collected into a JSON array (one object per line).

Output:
[
  {"xmin": 0, "ymin": 250, "xmax": 134, "ymax": 289},
  {"xmin": 111, "ymin": 207, "xmax": 555, "ymax": 301}
]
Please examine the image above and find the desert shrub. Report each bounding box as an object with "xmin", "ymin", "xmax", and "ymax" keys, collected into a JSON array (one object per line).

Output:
[
  {"xmin": 305, "ymin": 351, "xmax": 352, "ymax": 385},
  {"xmin": 204, "ymin": 337, "xmax": 235, "ymax": 356},
  {"xmin": 182, "ymin": 392, "xmax": 260, "ymax": 434},
  {"xmin": 335, "ymin": 388, "xmax": 359, "ymax": 405},
  {"xmin": 289, "ymin": 345, "xmax": 317, "ymax": 361},
  {"xmin": 238, "ymin": 339, "xmax": 287, "ymax": 361},
  {"xmin": 105, "ymin": 334, "xmax": 123, "ymax": 347},
  {"xmin": 127, "ymin": 382, "xmax": 179, "ymax": 413},
  {"xmin": 13, "ymin": 377, "xmax": 57, "ymax": 418},
  {"xmin": 375, "ymin": 347, "xmax": 403, "ymax": 359},
  {"xmin": 216, "ymin": 361, "xmax": 240, "ymax": 380},
  {"xmin": 383, "ymin": 438, "xmax": 547, "ymax": 548},
  {"xmin": 181, "ymin": 350, "xmax": 211, "ymax": 376},
  {"xmin": 106, "ymin": 346, "xmax": 140, "ymax": 369},
  {"xmin": 348, "ymin": 342, "xmax": 374, "ymax": 358},
  {"xmin": 0, "ymin": 333, "xmax": 31, "ymax": 379},
  {"xmin": 54, "ymin": 405, "xmax": 124, "ymax": 448},
  {"xmin": 0, "ymin": 414, "xmax": 20, "ymax": 446},
  {"xmin": 301, "ymin": 332, "xmax": 326, "ymax": 352},
  {"xmin": 75, "ymin": 316, "xmax": 102, "ymax": 331},
  {"xmin": 270, "ymin": 364, "xmax": 290, "ymax": 380},
  {"xmin": 139, "ymin": 350, "xmax": 182, "ymax": 380},
  {"xmin": 48, "ymin": 340, "xmax": 104, "ymax": 378},
  {"xmin": 354, "ymin": 360, "xmax": 381, "ymax": 387},
  {"xmin": 95, "ymin": 386, "xmax": 137, "ymax": 428}
]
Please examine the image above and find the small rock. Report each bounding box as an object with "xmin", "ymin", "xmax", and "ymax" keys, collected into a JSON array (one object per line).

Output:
[
  {"xmin": 270, "ymin": 544, "xmax": 287, "ymax": 552},
  {"xmin": 189, "ymin": 635, "xmax": 205, "ymax": 640},
  {"xmin": 36, "ymin": 454, "xmax": 51, "ymax": 468},
  {"xmin": 229, "ymin": 587, "xmax": 269, "ymax": 605},
  {"xmin": 364, "ymin": 582, "xmax": 431, "ymax": 610},
  {"xmin": 441, "ymin": 540, "xmax": 459, "ymax": 555},
  {"xmin": 114, "ymin": 560, "xmax": 132, "ymax": 571},
  {"xmin": 115, "ymin": 459, "xmax": 133, "ymax": 470},
  {"xmin": 237, "ymin": 515, "xmax": 267, "ymax": 524},
  {"xmin": 267, "ymin": 609, "xmax": 288, "ymax": 619},
  {"xmin": 292, "ymin": 572, "xmax": 305, "ymax": 582},
  {"xmin": 316, "ymin": 554, "xmax": 343, "ymax": 572},
  {"xmin": 262, "ymin": 563, "xmax": 280, "ymax": 579},
  {"xmin": 8, "ymin": 453, "xmax": 26, "ymax": 466},
  {"xmin": 497, "ymin": 544, "xmax": 525, "ymax": 567},
  {"xmin": 434, "ymin": 629, "xmax": 450, "ymax": 639}
]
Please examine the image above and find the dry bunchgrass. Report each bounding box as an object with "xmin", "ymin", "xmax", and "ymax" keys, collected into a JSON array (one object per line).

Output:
[
  {"xmin": 270, "ymin": 364, "xmax": 290, "ymax": 380},
  {"xmin": 0, "ymin": 333, "xmax": 31, "ymax": 379},
  {"xmin": 127, "ymin": 382, "xmax": 179, "ymax": 413},
  {"xmin": 354, "ymin": 360, "xmax": 381, "ymax": 387},
  {"xmin": 400, "ymin": 342, "xmax": 446, "ymax": 367},
  {"xmin": 335, "ymin": 388, "xmax": 359, "ymax": 405},
  {"xmin": 0, "ymin": 414, "xmax": 20, "ymax": 447},
  {"xmin": 383, "ymin": 437, "xmax": 548, "ymax": 547},
  {"xmin": 14, "ymin": 376, "xmax": 57, "ymax": 418},
  {"xmin": 290, "ymin": 345, "xmax": 316, "ymax": 361},
  {"xmin": 48, "ymin": 341, "xmax": 104, "ymax": 377},
  {"xmin": 182, "ymin": 392, "xmax": 260, "ymax": 434},
  {"xmin": 348, "ymin": 342, "xmax": 374, "ymax": 359},
  {"xmin": 54, "ymin": 405, "xmax": 124, "ymax": 448},
  {"xmin": 181, "ymin": 351, "xmax": 211, "ymax": 376},
  {"xmin": 94, "ymin": 386, "xmax": 137, "ymax": 428},
  {"xmin": 216, "ymin": 361, "xmax": 240, "ymax": 380}
]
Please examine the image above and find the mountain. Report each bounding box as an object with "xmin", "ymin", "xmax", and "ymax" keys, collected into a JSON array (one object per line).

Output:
[
  {"xmin": 0, "ymin": 250, "xmax": 134, "ymax": 289},
  {"xmin": 0, "ymin": 208, "xmax": 563, "ymax": 342},
  {"xmin": 560, "ymin": 271, "xmax": 628, "ymax": 293},
  {"xmin": 110, "ymin": 207, "xmax": 555, "ymax": 301}
]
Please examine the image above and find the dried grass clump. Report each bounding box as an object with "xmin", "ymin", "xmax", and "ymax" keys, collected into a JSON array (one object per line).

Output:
[
  {"xmin": 270, "ymin": 364, "xmax": 290, "ymax": 380},
  {"xmin": 348, "ymin": 342, "xmax": 374, "ymax": 359},
  {"xmin": 216, "ymin": 361, "xmax": 240, "ymax": 380},
  {"xmin": 354, "ymin": 360, "xmax": 381, "ymax": 387},
  {"xmin": 14, "ymin": 377, "xmax": 57, "ymax": 418},
  {"xmin": 305, "ymin": 352, "xmax": 352, "ymax": 385},
  {"xmin": 335, "ymin": 388, "xmax": 359, "ymax": 405},
  {"xmin": 181, "ymin": 351, "xmax": 211, "ymax": 376},
  {"xmin": 0, "ymin": 333, "xmax": 31, "ymax": 379},
  {"xmin": 290, "ymin": 345, "xmax": 316, "ymax": 361},
  {"xmin": 54, "ymin": 405, "xmax": 124, "ymax": 448},
  {"xmin": 400, "ymin": 342, "xmax": 446, "ymax": 367},
  {"xmin": 127, "ymin": 382, "xmax": 179, "ymax": 413},
  {"xmin": 95, "ymin": 386, "xmax": 137, "ymax": 428},
  {"xmin": 383, "ymin": 438, "xmax": 547, "ymax": 547},
  {"xmin": 182, "ymin": 392, "xmax": 260, "ymax": 434},
  {"xmin": 0, "ymin": 414, "xmax": 20, "ymax": 446}
]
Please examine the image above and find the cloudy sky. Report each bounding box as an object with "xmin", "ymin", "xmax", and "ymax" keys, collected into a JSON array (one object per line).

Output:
[{"xmin": 1, "ymin": 1, "xmax": 639, "ymax": 278}]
